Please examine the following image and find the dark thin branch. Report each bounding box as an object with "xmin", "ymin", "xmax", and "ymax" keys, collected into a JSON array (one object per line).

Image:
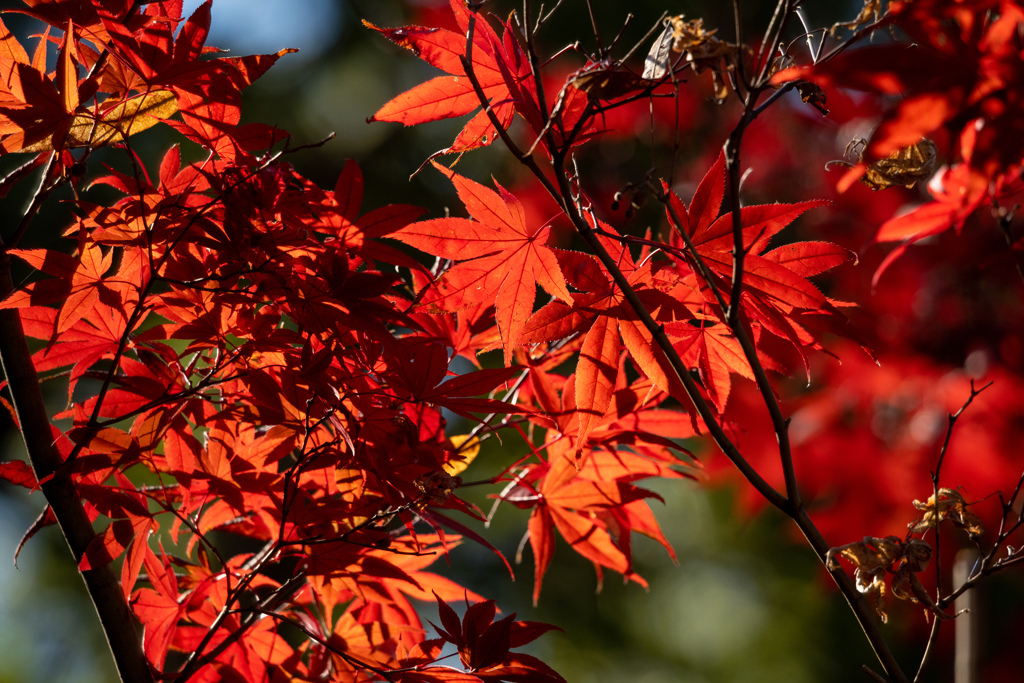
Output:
[
  {"xmin": 914, "ymin": 618, "xmax": 943, "ymax": 683},
  {"xmin": 864, "ymin": 665, "xmax": 890, "ymax": 683},
  {"xmin": 6, "ymin": 152, "xmax": 60, "ymax": 249},
  {"xmin": 581, "ymin": 0, "xmax": 603, "ymax": 55},
  {"xmin": 914, "ymin": 379, "xmax": 993, "ymax": 681},
  {"xmin": 462, "ymin": 6, "xmax": 911, "ymax": 681},
  {"xmin": 938, "ymin": 468, "xmax": 1024, "ymax": 606},
  {"xmin": 722, "ymin": 95, "xmax": 802, "ymax": 511},
  {"xmin": 171, "ymin": 571, "xmax": 306, "ymax": 682}
]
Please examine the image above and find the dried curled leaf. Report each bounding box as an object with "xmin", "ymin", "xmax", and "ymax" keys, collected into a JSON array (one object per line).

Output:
[
  {"xmin": 830, "ymin": 138, "xmax": 937, "ymax": 190},
  {"xmin": 768, "ymin": 55, "xmax": 828, "ymax": 115},
  {"xmin": 826, "ymin": 535, "xmax": 903, "ymax": 622},
  {"xmin": 890, "ymin": 539, "xmax": 958, "ymax": 621},
  {"xmin": 826, "ymin": 536, "xmax": 901, "ymax": 579},
  {"xmin": 796, "ymin": 82, "xmax": 829, "ymax": 115},
  {"xmin": 643, "ymin": 18, "xmax": 678, "ymax": 80},
  {"xmin": 830, "ymin": 0, "xmax": 883, "ymax": 37},
  {"xmin": 642, "ymin": 15, "xmax": 741, "ymax": 101},
  {"xmin": 572, "ymin": 61, "xmax": 650, "ymax": 100},
  {"xmin": 416, "ymin": 471, "xmax": 463, "ymax": 505},
  {"xmin": 909, "ymin": 487, "xmax": 984, "ymax": 540},
  {"xmin": 826, "ymin": 535, "xmax": 955, "ymax": 623}
]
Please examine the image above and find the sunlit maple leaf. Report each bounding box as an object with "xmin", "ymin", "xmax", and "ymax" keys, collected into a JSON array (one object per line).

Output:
[
  {"xmin": 498, "ymin": 428, "xmax": 685, "ymax": 604},
  {"xmin": 392, "ymin": 163, "xmax": 572, "ymax": 365},
  {"xmin": 521, "ymin": 222, "xmax": 697, "ymax": 428},
  {"xmin": 364, "ymin": 0, "xmax": 529, "ymax": 154},
  {"xmin": 665, "ymin": 318, "xmax": 749, "ymax": 412},
  {"xmin": 1, "ymin": 242, "xmax": 134, "ymax": 344},
  {"xmin": 662, "ymin": 152, "xmax": 859, "ymax": 377},
  {"xmin": 0, "ymin": 17, "xmax": 81, "ymax": 153}
]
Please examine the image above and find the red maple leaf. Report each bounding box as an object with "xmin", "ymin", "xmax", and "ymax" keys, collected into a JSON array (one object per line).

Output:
[
  {"xmin": 662, "ymin": 152, "xmax": 859, "ymax": 385},
  {"xmin": 0, "ymin": 17, "xmax": 80, "ymax": 153},
  {"xmin": 428, "ymin": 593, "xmax": 566, "ymax": 683},
  {"xmin": 496, "ymin": 409, "xmax": 687, "ymax": 604},
  {"xmin": 381, "ymin": 338, "xmax": 524, "ymax": 419},
  {"xmin": 392, "ymin": 163, "xmax": 572, "ymax": 365},
  {"xmin": 521, "ymin": 221, "xmax": 698, "ymax": 436},
  {"xmin": 364, "ymin": 0, "xmax": 529, "ymax": 155}
]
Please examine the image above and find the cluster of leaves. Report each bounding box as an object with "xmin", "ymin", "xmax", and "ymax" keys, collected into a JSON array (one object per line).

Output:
[
  {"xmin": 774, "ymin": 0, "xmax": 1024, "ymax": 281},
  {"xmin": 0, "ymin": 1, "xmax": 582, "ymax": 680},
  {"xmin": 1, "ymin": 0, "xmax": 1024, "ymax": 682},
  {"xmin": 826, "ymin": 488, "xmax": 984, "ymax": 624}
]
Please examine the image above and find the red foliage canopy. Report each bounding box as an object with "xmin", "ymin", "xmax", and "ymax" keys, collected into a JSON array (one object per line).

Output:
[{"xmin": 0, "ymin": 1, "xmax": 1022, "ymax": 682}]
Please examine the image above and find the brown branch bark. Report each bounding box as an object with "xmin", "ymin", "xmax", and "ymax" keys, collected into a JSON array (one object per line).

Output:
[{"xmin": 0, "ymin": 249, "xmax": 153, "ymax": 682}]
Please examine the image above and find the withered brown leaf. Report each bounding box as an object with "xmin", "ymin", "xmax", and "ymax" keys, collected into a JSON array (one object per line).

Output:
[
  {"xmin": 641, "ymin": 15, "xmax": 741, "ymax": 102},
  {"xmin": 769, "ymin": 55, "xmax": 828, "ymax": 115},
  {"xmin": 890, "ymin": 539, "xmax": 957, "ymax": 621},
  {"xmin": 826, "ymin": 535, "xmax": 904, "ymax": 622},
  {"xmin": 831, "ymin": 138, "xmax": 938, "ymax": 190},
  {"xmin": 826, "ymin": 535, "xmax": 957, "ymax": 623},
  {"xmin": 571, "ymin": 62, "xmax": 651, "ymax": 101},
  {"xmin": 909, "ymin": 487, "xmax": 984, "ymax": 540},
  {"xmin": 830, "ymin": 0, "xmax": 884, "ymax": 37}
]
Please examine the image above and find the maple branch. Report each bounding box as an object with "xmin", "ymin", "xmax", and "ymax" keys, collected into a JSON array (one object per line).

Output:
[
  {"xmin": 721, "ymin": 93, "xmax": 803, "ymax": 512},
  {"xmin": 910, "ymin": 379, "xmax": 993, "ymax": 682},
  {"xmin": 913, "ymin": 620, "xmax": 942, "ymax": 683},
  {"xmin": 462, "ymin": 367, "xmax": 532, "ymax": 443},
  {"xmin": 555, "ymin": 160, "xmax": 788, "ymax": 510},
  {"xmin": 474, "ymin": 0, "xmax": 788, "ymax": 511},
  {"xmin": 937, "ymin": 471, "xmax": 1024, "ymax": 606},
  {"xmin": 810, "ymin": 8, "xmax": 894, "ymax": 67},
  {"xmin": 930, "ymin": 383, "xmax": 990, "ymax": 563},
  {"xmin": 89, "ymin": 370, "xmax": 241, "ymax": 430},
  {"xmin": 753, "ymin": 0, "xmax": 791, "ymax": 84},
  {"xmin": 593, "ymin": 134, "xmax": 909, "ymax": 683},
  {"xmin": 6, "ymin": 152, "xmax": 60, "ymax": 249},
  {"xmin": 791, "ymin": 506, "xmax": 909, "ymax": 683},
  {"xmin": 581, "ymin": 0, "xmax": 603, "ymax": 56},
  {"xmin": 0, "ymin": 239, "xmax": 152, "ymax": 682},
  {"xmin": 460, "ymin": 6, "xmax": 912, "ymax": 680},
  {"xmin": 716, "ymin": 15, "xmax": 911, "ymax": 677},
  {"xmin": 863, "ymin": 665, "xmax": 890, "ymax": 683},
  {"xmin": 172, "ymin": 570, "xmax": 308, "ymax": 682},
  {"xmin": 994, "ymin": 205, "xmax": 1024, "ymax": 287}
]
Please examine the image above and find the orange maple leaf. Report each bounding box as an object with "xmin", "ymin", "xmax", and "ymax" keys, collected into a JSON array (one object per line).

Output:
[{"xmin": 392, "ymin": 163, "xmax": 572, "ymax": 365}]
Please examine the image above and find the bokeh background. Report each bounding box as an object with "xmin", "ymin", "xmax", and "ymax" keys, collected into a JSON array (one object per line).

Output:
[{"xmin": 1, "ymin": 1, "xmax": 1022, "ymax": 682}]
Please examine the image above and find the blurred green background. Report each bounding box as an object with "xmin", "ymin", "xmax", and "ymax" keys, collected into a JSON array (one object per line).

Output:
[{"xmin": 0, "ymin": 1, "xmax": 1009, "ymax": 682}]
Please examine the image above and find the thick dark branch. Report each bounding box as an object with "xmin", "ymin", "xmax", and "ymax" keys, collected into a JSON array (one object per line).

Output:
[{"xmin": 0, "ymin": 252, "xmax": 153, "ymax": 683}]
